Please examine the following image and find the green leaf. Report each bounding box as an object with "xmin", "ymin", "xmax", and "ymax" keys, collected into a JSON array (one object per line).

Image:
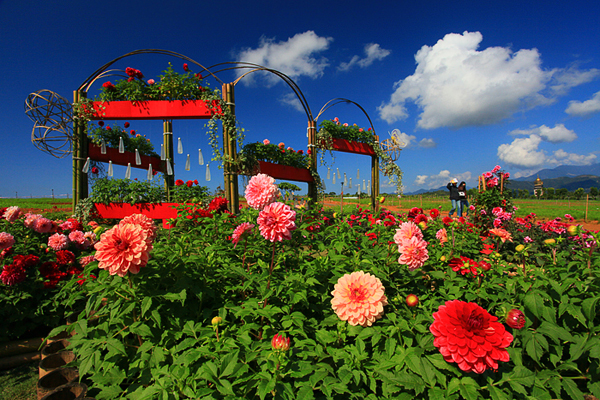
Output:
[
  {"xmin": 105, "ymin": 338, "xmax": 127, "ymax": 356},
  {"xmin": 581, "ymin": 296, "xmax": 599, "ymax": 323},
  {"xmin": 296, "ymin": 385, "xmax": 315, "ymax": 400},
  {"xmin": 219, "ymin": 350, "xmax": 239, "ymax": 377},
  {"xmin": 562, "ymin": 377, "xmax": 584, "ymax": 400},
  {"xmin": 217, "ymin": 378, "xmax": 235, "ymax": 396},
  {"xmin": 458, "ymin": 377, "xmax": 479, "ymax": 400},
  {"xmin": 141, "ymin": 297, "xmax": 152, "ymax": 318},
  {"xmin": 487, "ymin": 384, "xmax": 509, "ymax": 400},
  {"xmin": 524, "ymin": 291, "xmax": 545, "ymax": 319}
]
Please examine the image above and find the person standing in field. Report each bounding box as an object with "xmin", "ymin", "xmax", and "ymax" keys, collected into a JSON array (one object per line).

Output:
[
  {"xmin": 447, "ymin": 178, "xmax": 461, "ymax": 218},
  {"xmin": 458, "ymin": 181, "xmax": 469, "ymax": 217}
]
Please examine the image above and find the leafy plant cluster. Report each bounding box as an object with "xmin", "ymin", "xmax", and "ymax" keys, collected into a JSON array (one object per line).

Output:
[
  {"xmin": 89, "ymin": 178, "xmax": 165, "ymax": 205},
  {"xmin": 239, "ymin": 141, "xmax": 309, "ymax": 171},
  {"xmin": 317, "ymin": 119, "xmax": 403, "ymax": 193},
  {"xmin": 473, "ymin": 166, "xmax": 513, "ymax": 230},
  {"xmin": 45, "ymin": 188, "xmax": 599, "ymax": 399},
  {"xmin": 87, "ymin": 123, "xmax": 158, "ymax": 157}
]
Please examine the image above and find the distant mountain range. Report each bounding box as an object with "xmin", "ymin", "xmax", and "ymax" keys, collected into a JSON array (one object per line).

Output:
[{"xmin": 403, "ymin": 164, "xmax": 600, "ymax": 195}]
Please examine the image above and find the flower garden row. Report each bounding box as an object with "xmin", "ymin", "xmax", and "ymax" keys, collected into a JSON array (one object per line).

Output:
[{"xmin": 1, "ymin": 166, "xmax": 599, "ymax": 399}]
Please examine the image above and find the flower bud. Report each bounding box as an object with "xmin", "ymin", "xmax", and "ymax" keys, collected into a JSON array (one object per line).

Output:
[
  {"xmin": 544, "ymin": 238, "xmax": 556, "ymax": 245},
  {"xmin": 567, "ymin": 225, "xmax": 580, "ymax": 236},
  {"xmin": 271, "ymin": 333, "xmax": 290, "ymax": 351},
  {"xmin": 379, "ymin": 196, "xmax": 385, "ymax": 204},
  {"xmin": 440, "ymin": 255, "xmax": 446, "ymax": 262},
  {"xmin": 406, "ymin": 294, "xmax": 419, "ymax": 307},
  {"xmin": 211, "ymin": 316, "xmax": 222, "ymax": 326},
  {"xmin": 515, "ymin": 244, "xmax": 525, "ymax": 252},
  {"xmin": 505, "ymin": 309, "xmax": 526, "ymax": 329},
  {"xmin": 478, "ymin": 260, "xmax": 491, "ymax": 271}
]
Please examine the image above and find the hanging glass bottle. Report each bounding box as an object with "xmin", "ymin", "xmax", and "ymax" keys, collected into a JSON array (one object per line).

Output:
[
  {"xmin": 344, "ymin": 173, "xmax": 348, "ymax": 187},
  {"xmin": 108, "ymin": 161, "xmax": 113, "ymax": 177},
  {"xmin": 198, "ymin": 149, "xmax": 204, "ymax": 165},
  {"xmin": 337, "ymin": 168, "xmax": 341, "ymax": 179},
  {"xmin": 332, "ymin": 173, "xmax": 336, "ymax": 185},
  {"xmin": 147, "ymin": 164, "xmax": 153, "ymax": 181},
  {"xmin": 135, "ymin": 149, "xmax": 141, "ymax": 165},
  {"xmin": 206, "ymin": 163, "xmax": 211, "ymax": 181},
  {"xmin": 166, "ymin": 159, "xmax": 173, "ymax": 175},
  {"xmin": 100, "ymin": 139, "xmax": 106, "ymax": 154},
  {"xmin": 119, "ymin": 136, "xmax": 124, "ymax": 153},
  {"xmin": 82, "ymin": 157, "xmax": 90, "ymax": 173},
  {"xmin": 125, "ymin": 163, "xmax": 131, "ymax": 179},
  {"xmin": 178, "ymin": 137, "xmax": 183, "ymax": 154},
  {"xmin": 357, "ymin": 169, "xmax": 360, "ymax": 180},
  {"xmin": 349, "ymin": 177, "xmax": 352, "ymax": 188},
  {"xmin": 363, "ymin": 180, "xmax": 366, "ymax": 191},
  {"xmin": 160, "ymin": 144, "xmax": 165, "ymax": 161},
  {"xmin": 327, "ymin": 167, "xmax": 331, "ymax": 180},
  {"xmin": 185, "ymin": 154, "xmax": 190, "ymax": 171}
]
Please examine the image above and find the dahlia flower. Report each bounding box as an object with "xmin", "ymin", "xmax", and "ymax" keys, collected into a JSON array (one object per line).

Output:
[
  {"xmin": 24, "ymin": 213, "xmax": 42, "ymax": 228},
  {"xmin": 95, "ymin": 223, "xmax": 152, "ymax": 277},
  {"xmin": 245, "ymin": 174, "xmax": 280, "ymax": 210},
  {"xmin": 397, "ymin": 236, "xmax": 429, "ymax": 271},
  {"xmin": 231, "ymin": 222, "xmax": 255, "ymax": 248},
  {"xmin": 3, "ymin": 206, "xmax": 21, "ymax": 222},
  {"xmin": 331, "ymin": 271, "xmax": 387, "ymax": 327},
  {"xmin": 436, "ymin": 228, "xmax": 448, "ymax": 245},
  {"xmin": 32, "ymin": 218, "xmax": 54, "ymax": 234},
  {"xmin": 430, "ymin": 300, "xmax": 513, "ymax": 374},
  {"xmin": 489, "ymin": 228, "xmax": 513, "ymax": 243},
  {"xmin": 257, "ymin": 202, "xmax": 296, "ymax": 242},
  {"xmin": 119, "ymin": 214, "xmax": 157, "ymax": 241},
  {"xmin": 394, "ymin": 221, "xmax": 423, "ymax": 247},
  {"xmin": 56, "ymin": 250, "xmax": 76, "ymax": 265},
  {"xmin": 0, "ymin": 264, "xmax": 26, "ymax": 286},
  {"xmin": 0, "ymin": 232, "xmax": 15, "ymax": 251},
  {"xmin": 48, "ymin": 233, "xmax": 69, "ymax": 251}
]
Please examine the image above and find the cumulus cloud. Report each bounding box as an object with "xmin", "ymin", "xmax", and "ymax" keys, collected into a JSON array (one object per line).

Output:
[
  {"xmin": 551, "ymin": 149, "xmax": 597, "ymax": 165},
  {"xmin": 235, "ymin": 31, "xmax": 332, "ymax": 85},
  {"xmin": 565, "ymin": 90, "xmax": 600, "ymax": 116},
  {"xmin": 377, "ymin": 31, "xmax": 599, "ymax": 129},
  {"xmin": 279, "ymin": 92, "xmax": 304, "ymax": 112},
  {"xmin": 415, "ymin": 170, "xmax": 471, "ymax": 189},
  {"xmin": 418, "ymin": 138, "xmax": 437, "ymax": 148},
  {"xmin": 509, "ymin": 124, "xmax": 577, "ymax": 143},
  {"xmin": 338, "ymin": 43, "xmax": 391, "ymax": 71}
]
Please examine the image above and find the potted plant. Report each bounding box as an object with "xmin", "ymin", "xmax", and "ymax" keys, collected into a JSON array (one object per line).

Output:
[{"xmin": 238, "ymin": 140, "xmax": 315, "ymax": 183}]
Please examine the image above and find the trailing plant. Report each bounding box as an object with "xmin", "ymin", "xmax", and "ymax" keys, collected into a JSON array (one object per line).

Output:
[
  {"xmin": 317, "ymin": 118, "xmax": 403, "ymax": 193},
  {"xmin": 87, "ymin": 122, "xmax": 158, "ymax": 157},
  {"xmin": 238, "ymin": 141, "xmax": 310, "ymax": 171}
]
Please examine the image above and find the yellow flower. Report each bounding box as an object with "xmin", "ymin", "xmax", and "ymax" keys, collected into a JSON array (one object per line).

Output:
[
  {"xmin": 516, "ymin": 244, "xmax": 525, "ymax": 252},
  {"xmin": 544, "ymin": 238, "xmax": 556, "ymax": 245}
]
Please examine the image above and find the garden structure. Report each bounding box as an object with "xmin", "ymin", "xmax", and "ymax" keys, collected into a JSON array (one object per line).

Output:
[{"xmin": 26, "ymin": 49, "xmax": 401, "ymax": 218}]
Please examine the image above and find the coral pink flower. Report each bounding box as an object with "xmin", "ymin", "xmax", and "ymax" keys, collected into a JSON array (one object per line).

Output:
[
  {"xmin": 430, "ymin": 300, "xmax": 513, "ymax": 374},
  {"xmin": 0, "ymin": 264, "xmax": 26, "ymax": 286},
  {"xmin": 94, "ymin": 223, "xmax": 152, "ymax": 277},
  {"xmin": 263, "ymin": 139, "xmax": 270, "ymax": 145},
  {"xmin": 436, "ymin": 228, "xmax": 448, "ymax": 244},
  {"xmin": 394, "ymin": 221, "xmax": 423, "ymax": 248},
  {"xmin": 245, "ymin": 173, "xmax": 280, "ymax": 211},
  {"xmin": 489, "ymin": 228, "xmax": 513, "ymax": 243},
  {"xmin": 48, "ymin": 233, "xmax": 69, "ymax": 251},
  {"xmin": 24, "ymin": 213, "xmax": 42, "ymax": 228},
  {"xmin": 331, "ymin": 271, "xmax": 387, "ymax": 327},
  {"xmin": 3, "ymin": 206, "xmax": 21, "ymax": 222},
  {"xmin": 79, "ymin": 255, "xmax": 96, "ymax": 267},
  {"xmin": 231, "ymin": 222, "xmax": 255, "ymax": 248},
  {"xmin": 397, "ymin": 236, "xmax": 429, "ymax": 271},
  {"xmin": 257, "ymin": 202, "xmax": 296, "ymax": 242},
  {"xmin": 119, "ymin": 213, "xmax": 158, "ymax": 241},
  {"xmin": 68, "ymin": 230, "xmax": 87, "ymax": 248},
  {"xmin": 33, "ymin": 217, "xmax": 54, "ymax": 234},
  {"xmin": 0, "ymin": 232, "xmax": 15, "ymax": 251}
]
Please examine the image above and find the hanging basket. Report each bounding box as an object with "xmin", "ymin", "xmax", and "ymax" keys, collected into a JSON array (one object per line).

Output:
[
  {"xmin": 87, "ymin": 100, "xmax": 222, "ymax": 120},
  {"xmin": 321, "ymin": 138, "xmax": 376, "ymax": 156}
]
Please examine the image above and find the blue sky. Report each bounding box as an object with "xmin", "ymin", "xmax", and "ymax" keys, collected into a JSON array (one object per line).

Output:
[{"xmin": 1, "ymin": 0, "xmax": 600, "ymax": 198}]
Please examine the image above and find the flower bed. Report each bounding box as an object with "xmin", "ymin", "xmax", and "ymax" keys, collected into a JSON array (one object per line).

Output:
[{"xmin": 5, "ymin": 166, "xmax": 600, "ymax": 399}]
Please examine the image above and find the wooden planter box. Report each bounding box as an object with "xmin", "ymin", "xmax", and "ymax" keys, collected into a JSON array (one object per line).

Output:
[
  {"xmin": 255, "ymin": 161, "xmax": 314, "ymax": 183},
  {"xmin": 87, "ymin": 100, "xmax": 222, "ymax": 120},
  {"xmin": 88, "ymin": 144, "xmax": 164, "ymax": 172},
  {"xmin": 322, "ymin": 138, "xmax": 376, "ymax": 156},
  {"xmin": 94, "ymin": 203, "xmax": 180, "ymax": 229}
]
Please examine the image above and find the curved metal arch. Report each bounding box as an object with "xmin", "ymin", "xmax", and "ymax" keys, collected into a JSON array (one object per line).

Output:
[
  {"xmin": 315, "ymin": 98, "xmax": 376, "ymax": 135},
  {"xmin": 206, "ymin": 61, "xmax": 313, "ymax": 122},
  {"xmin": 77, "ymin": 49, "xmax": 225, "ymax": 92}
]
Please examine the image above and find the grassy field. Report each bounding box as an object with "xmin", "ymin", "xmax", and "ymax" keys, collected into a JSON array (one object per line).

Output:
[{"xmin": 0, "ymin": 361, "xmax": 37, "ymax": 400}]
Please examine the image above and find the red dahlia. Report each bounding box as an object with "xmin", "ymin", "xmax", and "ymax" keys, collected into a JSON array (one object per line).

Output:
[{"xmin": 430, "ymin": 300, "xmax": 513, "ymax": 374}]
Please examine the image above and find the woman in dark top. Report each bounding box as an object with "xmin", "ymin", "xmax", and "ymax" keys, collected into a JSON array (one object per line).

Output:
[
  {"xmin": 458, "ymin": 181, "xmax": 469, "ymax": 217},
  {"xmin": 447, "ymin": 179, "xmax": 460, "ymax": 217}
]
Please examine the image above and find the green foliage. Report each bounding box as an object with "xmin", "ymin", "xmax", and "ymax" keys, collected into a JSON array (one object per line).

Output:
[
  {"xmin": 48, "ymin": 198, "xmax": 600, "ymax": 399},
  {"xmin": 87, "ymin": 123, "xmax": 158, "ymax": 157},
  {"xmin": 89, "ymin": 178, "xmax": 165, "ymax": 205},
  {"xmin": 239, "ymin": 142, "xmax": 310, "ymax": 171},
  {"xmin": 170, "ymin": 182, "xmax": 211, "ymax": 204}
]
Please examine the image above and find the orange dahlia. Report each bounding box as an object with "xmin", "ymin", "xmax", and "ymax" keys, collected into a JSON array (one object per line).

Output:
[
  {"xmin": 430, "ymin": 300, "xmax": 513, "ymax": 374},
  {"xmin": 94, "ymin": 223, "xmax": 152, "ymax": 277},
  {"xmin": 331, "ymin": 271, "xmax": 387, "ymax": 327},
  {"xmin": 120, "ymin": 214, "xmax": 157, "ymax": 241}
]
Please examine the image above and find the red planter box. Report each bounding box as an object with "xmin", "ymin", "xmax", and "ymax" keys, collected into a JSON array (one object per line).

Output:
[
  {"xmin": 94, "ymin": 203, "xmax": 181, "ymax": 229},
  {"xmin": 255, "ymin": 161, "xmax": 314, "ymax": 183},
  {"xmin": 88, "ymin": 144, "xmax": 164, "ymax": 172},
  {"xmin": 87, "ymin": 100, "xmax": 222, "ymax": 120},
  {"xmin": 322, "ymin": 138, "xmax": 376, "ymax": 156}
]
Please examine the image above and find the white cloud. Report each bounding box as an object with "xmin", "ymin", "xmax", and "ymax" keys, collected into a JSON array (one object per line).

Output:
[
  {"xmin": 279, "ymin": 92, "xmax": 304, "ymax": 112},
  {"xmin": 338, "ymin": 43, "xmax": 391, "ymax": 71},
  {"xmin": 549, "ymin": 65, "xmax": 600, "ymax": 95},
  {"xmin": 565, "ymin": 90, "xmax": 600, "ymax": 116},
  {"xmin": 378, "ymin": 31, "xmax": 551, "ymax": 128},
  {"xmin": 418, "ymin": 138, "xmax": 436, "ymax": 148},
  {"xmin": 414, "ymin": 169, "xmax": 471, "ymax": 189},
  {"xmin": 550, "ymin": 149, "xmax": 597, "ymax": 165},
  {"xmin": 235, "ymin": 31, "xmax": 332, "ymax": 85},
  {"xmin": 509, "ymin": 124, "xmax": 577, "ymax": 143}
]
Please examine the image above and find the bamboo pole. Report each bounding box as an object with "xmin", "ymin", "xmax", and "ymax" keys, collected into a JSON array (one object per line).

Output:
[
  {"xmin": 371, "ymin": 136, "xmax": 379, "ymax": 211},
  {"xmin": 223, "ymin": 83, "xmax": 240, "ymax": 213},
  {"xmin": 163, "ymin": 121, "xmax": 174, "ymax": 201},
  {"xmin": 72, "ymin": 91, "xmax": 88, "ymax": 212},
  {"xmin": 307, "ymin": 120, "xmax": 318, "ymax": 205},
  {"xmin": 585, "ymin": 194, "xmax": 588, "ymax": 221}
]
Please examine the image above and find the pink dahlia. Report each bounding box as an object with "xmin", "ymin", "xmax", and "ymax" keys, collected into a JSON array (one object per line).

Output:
[
  {"xmin": 331, "ymin": 271, "xmax": 387, "ymax": 327},
  {"xmin": 0, "ymin": 264, "xmax": 27, "ymax": 286},
  {"xmin": 393, "ymin": 221, "xmax": 423, "ymax": 247},
  {"xmin": 94, "ymin": 223, "xmax": 152, "ymax": 277},
  {"xmin": 231, "ymin": 222, "xmax": 255, "ymax": 248},
  {"xmin": 78, "ymin": 254, "xmax": 96, "ymax": 267},
  {"xmin": 119, "ymin": 214, "xmax": 157, "ymax": 241},
  {"xmin": 3, "ymin": 206, "xmax": 21, "ymax": 222},
  {"xmin": 430, "ymin": 300, "xmax": 513, "ymax": 373},
  {"xmin": 33, "ymin": 217, "xmax": 54, "ymax": 234},
  {"xmin": 257, "ymin": 202, "xmax": 296, "ymax": 242},
  {"xmin": 489, "ymin": 228, "xmax": 512, "ymax": 243},
  {"xmin": 48, "ymin": 233, "xmax": 69, "ymax": 251},
  {"xmin": 24, "ymin": 213, "xmax": 42, "ymax": 228},
  {"xmin": 245, "ymin": 173, "xmax": 280, "ymax": 210},
  {"xmin": 263, "ymin": 139, "xmax": 270, "ymax": 145},
  {"xmin": 436, "ymin": 228, "xmax": 448, "ymax": 245},
  {"xmin": 397, "ymin": 236, "xmax": 429, "ymax": 271},
  {"xmin": 0, "ymin": 232, "xmax": 15, "ymax": 251}
]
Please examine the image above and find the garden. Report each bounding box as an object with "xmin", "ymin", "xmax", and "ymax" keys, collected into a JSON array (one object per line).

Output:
[{"xmin": 1, "ymin": 164, "xmax": 599, "ymax": 400}]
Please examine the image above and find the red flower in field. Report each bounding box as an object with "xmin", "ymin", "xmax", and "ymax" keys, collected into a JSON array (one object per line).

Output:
[
  {"xmin": 13, "ymin": 254, "xmax": 39, "ymax": 269},
  {"xmin": 0, "ymin": 263, "xmax": 26, "ymax": 286},
  {"xmin": 194, "ymin": 179, "xmax": 198, "ymax": 185},
  {"xmin": 94, "ymin": 223, "xmax": 152, "ymax": 277},
  {"xmin": 449, "ymin": 256, "xmax": 478, "ymax": 276},
  {"xmin": 183, "ymin": 63, "xmax": 189, "ymax": 71},
  {"xmin": 124, "ymin": 122, "xmax": 130, "ymax": 128},
  {"xmin": 56, "ymin": 250, "xmax": 76, "ymax": 265},
  {"xmin": 130, "ymin": 130, "xmax": 136, "ymax": 135},
  {"xmin": 442, "ymin": 216, "xmax": 453, "ymax": 226},
  {"xmin": 106, "ymin": 126, "xmax": 111, "ymax": 131},
  {"xmin": 102, "ymin": 81, "xmax": 115, "ymax": 91},
  {"xmin": 506, "ymin": 309, "xmax": 526, "ymax": 329},
  {"xmin": 430, "ymin": 300, "xmax": 513, "ymax": 374},
  {"xmin": 195, "ymin": 72, "xmax": 202, "ymax": 80},
  {"xmin": 208, "ymin": 197, "xmax": 228, "ymax": 213},
  {"xmin": 186, "ymin": 180, "xmax": 193, "ymax": 188},
  {"xmin": 91, "ymin": 167, "xmax": 99, "ymax": 174},
  {"xmin": 414, "ymin": 214, "xmax": 428, "ymax": 225},
  {"xmin": 429, "ymin": 208, "xmax": 440, "ymax": 219},
  {"xmin": 478, "ymin": 260, "xmax": 491, "ymax": 271},
  {"xmin": 175, "ymin": 179, "xmax": 184, "ymax": 186}
]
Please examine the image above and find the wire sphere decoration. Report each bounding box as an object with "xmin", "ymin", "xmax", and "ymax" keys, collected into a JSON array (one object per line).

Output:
[
  {"xmin": 31, "ymin": 122, "xmax": 73, "ymax": 158},
  {"xmin": 380, "ymin": 129, "xmax": 404, "ymax": 162},
  {"xmin": 25, "ymin": 90, "xmax": 73, "ymax": 158}
]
